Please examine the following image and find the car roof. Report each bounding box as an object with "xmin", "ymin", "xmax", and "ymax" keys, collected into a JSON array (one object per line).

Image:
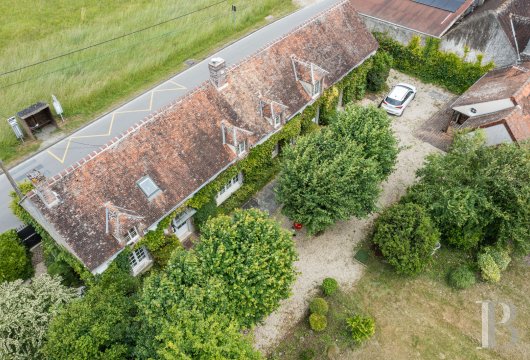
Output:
[{"xmin": 388, "ymin": 85, "xmax": 411, "ymax": 101}]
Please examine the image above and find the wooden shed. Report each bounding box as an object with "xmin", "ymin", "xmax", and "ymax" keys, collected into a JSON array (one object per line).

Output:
[{"xmin": 17, "ymin": 102, "xmax": 56, "ymax": 140}]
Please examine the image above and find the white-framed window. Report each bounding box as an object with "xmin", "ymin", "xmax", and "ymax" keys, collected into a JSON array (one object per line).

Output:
[
  {"xmin": 273, "ymin": 113, "xmax": 281, "ymax": 127},
  {"xmin": 313, "ymin": 80, "xmax": 322, "ymax": 97},
  {"xmin": 129, "ymin": 246, "xmax": 148, "ymax": 271},
  {"xmin": 237, "ymin": 140, "xmax": 246, "ymax": 155},
  {"xmin": 271, "ymin": 142, "xmax": 279, "ymax": 158},
  {"xmin": 216, "ymin": 173, "xmax": 243, "ymax": 205},
  {"xmin": 124, "ymin": 227, "xmax": 140, "ymax": 245},
  {"xmin": 137, "ymin": 176, "xmax": 160, "ymax": 199}
]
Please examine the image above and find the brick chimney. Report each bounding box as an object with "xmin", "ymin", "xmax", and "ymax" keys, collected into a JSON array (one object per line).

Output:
[
  {"xmin": 209, "ymin": 57, "xmax": 227, "ymax": 89},
  {"xmin": 26, "ymin": 169, "xmax": 60, "ymax": 208}
]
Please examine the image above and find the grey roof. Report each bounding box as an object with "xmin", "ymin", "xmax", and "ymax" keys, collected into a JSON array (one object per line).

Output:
[{"xmin": 17, "ymin": 102, "xmax": 49, "ymax": 119}]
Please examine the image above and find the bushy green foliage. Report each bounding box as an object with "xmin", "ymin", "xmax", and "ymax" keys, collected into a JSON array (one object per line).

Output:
[
  {"xmin": 277, "ymin": 125, "xmax": 382, "ymax": 235},
  {"xmin": 481, "ymin": 246, "xmax": 511, "ymax": 271},
  {"xmin": 0, "ymin": 230, "xmax": 32, "ymax": 283},
  {"xmin": 321, "ymin": 277, "xmax": 339, "ymax": 296},
  {"xmin": 477, "ymin": 253, "xmax": 501, "ymax": 283},
  {"xmin": 309, "ymin": 297, "xmax": 329, "ymax": 315},
  {"xmin": 366, "ymin": 51, "xmax": 393, "ymax": 92},
  {"xmin": 406, "ymin": 133, "xmax": 530, "ymax": 254},
  {"xmin": 346, "ymin": 314, "xmax": 375, "ymax": 343},
  {"xmin": 44, "ymin": 257, "xmax": 140, "ymax": 360},
  {"xmin": 309, "ymin": 313, "xmax": 327, "ymax": 332},
  {"xmin": 342, "ymin": 57, "xmax": 374, "ymax": 104},
  {"xmin": 0, "ymin": 274, "xmax": 76, "ymax": 359},
  {"xmin": 331, "ymin": 104, "xmax": 398, "ymax": 181},
  {"xmin": 448, "ymin": 265, "xmax": 476, "ymax": 289},
  {"xmin": 47, "ymin": 260, "xmax": 82, "ymax": 287},
  {"xmin": 135, "ymin": 209, "xmax": 296, "ymax": 358},
  {"xmin": 156, "ymin": 309, "xmax": 261, "ymax": 360},
  {"xmin": 375, "ymin": 33, "xmax": 494, "ymax": 94},
  {"xmin": 373, "ymin": 203, "xmax": 440, "ymax": 275}
]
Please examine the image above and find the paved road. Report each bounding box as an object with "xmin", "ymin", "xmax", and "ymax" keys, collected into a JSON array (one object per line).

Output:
[{"xmin": 0, "ymin": 0, "xmax": 340, "ymax": 232}]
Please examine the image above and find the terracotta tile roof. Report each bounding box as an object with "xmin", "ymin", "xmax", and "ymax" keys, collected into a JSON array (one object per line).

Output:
[
  {"xmin": 454, "ymin": 61, "xmax": 530, "ymax": 142},
  {"xmin": 348, "ymin": 0, "xmax": 475, "ymax": 37},
  {"xmin": 25, "ymin": 0, "xmax": 378, "ymax": 271}
]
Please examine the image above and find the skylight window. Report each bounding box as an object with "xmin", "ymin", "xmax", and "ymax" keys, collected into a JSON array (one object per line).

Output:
[{"xmin": 137, "ymin": 176, "xmax": 160, "ymax": 199}]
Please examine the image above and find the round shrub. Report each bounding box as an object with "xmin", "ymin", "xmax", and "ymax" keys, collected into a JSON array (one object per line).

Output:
[
  {"xmin": 372, "ymin": 203, "xmax": 440, "ymax": 275},
  {"xmin": 477, "ymin": 253, "xmax": 501, "ymax": 283},
  {"xmin": 0, "ymin": 230, "xmax": 32, "ymax": 283},
  {"xmin": 321, "ymin": 278, "xmax": 338, "ymax": 296},
  {"xmin": 482, "ymin": 246, "xmax": 511, "ymax": 271},
  {"xmin": 309, "ymin": 313, "xmax": 327, "ymax": 332},
  {"xmin": 447, "ymin": 265, "xmax": 476, "ymax": 289},
  {"xmin": 309, "ymin": 297, "xmax": 329, "ymax": 315},
  {"xmin": 346, "ymin": 314, "xmax": 375, "ymax": 343}
]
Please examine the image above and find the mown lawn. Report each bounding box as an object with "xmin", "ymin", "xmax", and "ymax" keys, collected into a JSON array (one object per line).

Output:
[
  {"xmin": 0, "ymin": 0, "xmax": 295, "ymax": 164},
  {"xmin": 271, "ymin": 244, "xmax": 530, "ymax": 359}
]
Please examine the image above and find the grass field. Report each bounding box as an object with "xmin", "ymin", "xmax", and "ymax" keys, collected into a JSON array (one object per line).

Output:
[
  {"xmin": 272, "ymin": 245, "xmax": 530, "ymax": 359},
  {"xmin": 0, "ymin": 0, "xmax": 295, "ymax": 164}
]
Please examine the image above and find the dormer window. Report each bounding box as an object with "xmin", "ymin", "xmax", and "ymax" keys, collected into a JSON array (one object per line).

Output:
[
  {"xmin": 137, "ymin": 176, "xmax": 160, "ymax": 199},
  {"xmin": 313, "ymin": 80, "xmax": 322, "ymax": 97},
  {"xmin": 124, "ymin": 227, "xmax": 140, "ymax": 245},
  {"xmin": 273, "ymin": 113, "xmax": 282, "ymax": 127},
  {"xmin": 237, "ymin": 140, "xmax": 247, "ymax": 155}
]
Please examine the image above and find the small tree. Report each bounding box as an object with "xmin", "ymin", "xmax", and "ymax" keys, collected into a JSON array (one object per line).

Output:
[
  {"xmin": 156, "ymin": 310, "xmax": 261, "ymax": 360},
  {"xmin": 0, "ymin": 274, "xmax": 76, "ymax": 359},
  {"xmin": 331, "ymin": 104, "xmax": 398, "ymax": 181},
  {"xmin": 407, "ymin": 132, "xmax": 530, "ymax": 254},
  {"xmin": 0, "ymin": 230, "xmax": 32, "ymax": 283},
  {"xmin": 44, "ymin": 258, "xmax": 139, "ymax": 359},
  {"xmin": 277, "ymin": 128, "xmax": 381, "ymax": 234},
  {"xmin": 366, "ymin": 51, "xmax": 393, "ymax": 92},
  {"xmin": 136, "ymin": 209, "xmax": 297, "ymax": 357},
  {"xmin": 373, "ymin": 203, "xmax": 440, "ymax": 275}
]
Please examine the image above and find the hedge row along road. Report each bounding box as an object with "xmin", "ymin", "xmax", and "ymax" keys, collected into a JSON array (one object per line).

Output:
[{"xmin": 0, "ymin": 0, "xmax": 342, "ymax": 232}]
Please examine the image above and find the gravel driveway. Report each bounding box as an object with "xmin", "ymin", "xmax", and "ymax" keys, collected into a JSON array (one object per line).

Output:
[{"xmin": 252, "ymin": 70, "xmax": 452, "ymax": 354}]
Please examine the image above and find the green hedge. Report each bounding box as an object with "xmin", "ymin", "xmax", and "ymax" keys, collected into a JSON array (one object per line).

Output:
[
  {"xmin": 374, "ymin": 33, "xmax": 494, "ymax": 94},
  {"xmin": 0, "ymin": 230, "xmax": 33, "ymax": 282}
]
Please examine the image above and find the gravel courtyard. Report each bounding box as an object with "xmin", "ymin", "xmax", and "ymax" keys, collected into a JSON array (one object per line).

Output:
[{"xmin": 252, "ymin": 70, "xmax": 453, "ymax": 353}]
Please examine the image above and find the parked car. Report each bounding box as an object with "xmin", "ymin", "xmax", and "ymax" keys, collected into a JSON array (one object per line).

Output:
[{"xmin": 380, "ymin": 83, "xmax": 416, "ymax": 116}]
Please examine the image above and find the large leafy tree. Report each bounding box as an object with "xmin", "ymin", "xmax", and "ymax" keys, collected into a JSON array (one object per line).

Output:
[
  {"xmin": 136, "ymin": 209, "xmax": 296, "ymax": 358},
  {"xmin": 0, "ymin": 229, "xmax": 33, "ymax": 283},
  {"xmin": 331, "ymin": 104, "xmax": 398, "ymax": 180},
  {"xmin": 373, "ymin": 203, "xmax": 440, "ymax": 275},
  {"xmin": 407, "ymin": 133, "xmax": 530, "ymax": 253},
  {"xmin": 0, "ymin": 274, "xmax": 76, "ymax": 359},
  {"xmin": 277, "ymin": 105, "xmax": 397, "ymax": 234},
  {"xmin": 44, "ymin": 258, "xmax": 139, "ymax": 360}
]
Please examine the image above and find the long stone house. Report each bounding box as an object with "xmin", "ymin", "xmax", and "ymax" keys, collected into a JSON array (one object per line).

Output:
[{"xmin": 20, "ymin": 1, "xmax": 378, "ymax": 275}]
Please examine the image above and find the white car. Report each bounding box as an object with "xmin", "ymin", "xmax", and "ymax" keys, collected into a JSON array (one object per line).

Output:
[{"xmin": 380, "ymin": 83, "xmax": 416, "ymax": 116}]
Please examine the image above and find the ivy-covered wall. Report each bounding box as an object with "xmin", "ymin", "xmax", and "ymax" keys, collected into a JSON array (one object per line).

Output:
[{"xmin": 375, "ymin": 33, "xmax": 494, "ymax": 94}]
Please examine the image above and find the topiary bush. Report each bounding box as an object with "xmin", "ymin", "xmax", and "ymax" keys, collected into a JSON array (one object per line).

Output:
[
  {"xmin": 447, "ymin": 265, "xmax": 476, "ymax": 289},
  {"xmin": 309, "ymin": 313, "xmax": 327, "ymax": 332},
  {"xmin": 309, "ymin": 297, "xmax": 329, "ymax": 315},
  {"xmin": 477, "ymin": 253, "xmax": 501, "ymax": 283},
  {"xmin": 372, "ymin": 203, "xmax": 440, "ymax": 275},
  {"xmin": 346, "ymin": 314, "xmax": 375, "ymax": 344},
  {"xmin": 0, "ymin": 230, "xmax": 33, "ymax": 283},
  {"xmin": 321, "ymin": 277, "xmax": 339, "ymax": 296}
]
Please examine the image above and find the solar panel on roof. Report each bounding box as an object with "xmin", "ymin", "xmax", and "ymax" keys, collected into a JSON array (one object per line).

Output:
[{"xmin": 413, "ymin": 0, "xmax": 466, "ymax": 13}]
